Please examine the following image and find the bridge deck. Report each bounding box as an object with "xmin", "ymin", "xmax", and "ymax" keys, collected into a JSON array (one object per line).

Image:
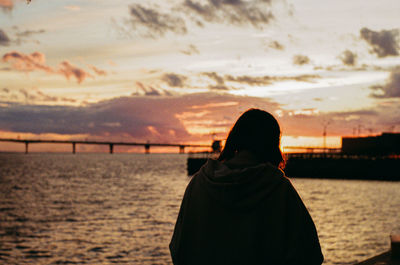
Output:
[{"xmin": 0, "ymin": 138, "xmax": 210, "ymax": 154}]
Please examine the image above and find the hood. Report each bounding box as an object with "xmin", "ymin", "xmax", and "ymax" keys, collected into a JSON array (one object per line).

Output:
[{"xmin": 196, "ymin": 153, "xmax": 286, "ymax": 210}]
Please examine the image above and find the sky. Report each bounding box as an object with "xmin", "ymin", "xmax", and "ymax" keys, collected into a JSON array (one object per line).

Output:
[{"xmin": 0, "ymin": 0, "xmax": 399, "ymax": 152}]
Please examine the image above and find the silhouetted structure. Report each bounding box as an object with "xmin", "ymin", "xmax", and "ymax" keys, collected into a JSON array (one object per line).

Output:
[
  {"xmin": 188, "ymin": 133, "xmax": 400, "ymax": 180},
  {"xmin": 211, "ymin": 140, "xmax": 222, "ymax": 153},
  {"xmin": 342, "ymin": 133, "xmax": 400, "ymax": 155},
  {"xmin": 0, "ymin": 138, "xmax": 209, "ymax": 154},
  {"xmin": 282, "ymin": 133, "xmax": 400, "ymax": 181}
]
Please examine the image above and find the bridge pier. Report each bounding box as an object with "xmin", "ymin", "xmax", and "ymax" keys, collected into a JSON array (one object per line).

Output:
[
  {"xmin": 109, "ymin": 144, "xmax": 114, "ymax": 154},
  {"xmin": 0, "ymin": 138, "xmax": 211, "ymax": 154},
  {"xmin": 179, "ymin": 145, "xmax": 185, "ymax": 154}
]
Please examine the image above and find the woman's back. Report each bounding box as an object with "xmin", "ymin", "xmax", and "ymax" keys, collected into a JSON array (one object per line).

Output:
[
  {"xmin": 170, "ymin": 151, "xmax": 323, "ymax": 265},
  {"xmin": 170, "ymin": 109, "xmax": 323, "ymax": 264}
]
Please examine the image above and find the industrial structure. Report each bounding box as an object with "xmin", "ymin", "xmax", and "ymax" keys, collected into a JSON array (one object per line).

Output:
[{"xmin": 342, "ymin": 133, "xmax": 400, "ymax": 156}]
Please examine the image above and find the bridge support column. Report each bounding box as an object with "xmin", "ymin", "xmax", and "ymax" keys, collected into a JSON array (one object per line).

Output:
[
  {"xmin": 25, "ymin": 142, "xmax": 29, "ymax": 154},
  {"xmin": 72, "ymin": 142, "xmax": 76, "ymax": 154},
  {"xmin": 179, "ymin": 145, "xmax": 185, "ymax": 154},
  {"xmin": 145, "ymin": 144, "xmax": 150, "ymax": 154},
  {"xmin": 109, "ymin": 144, "xmax": 114, "ymax": 154}
]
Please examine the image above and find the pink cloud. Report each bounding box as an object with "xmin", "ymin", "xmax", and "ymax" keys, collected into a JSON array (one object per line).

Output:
[
  {"xmin": 0, "ymin": 92, "xmax": 397, "ymax": 144},
  {"xmin": 59, "ymin": 61, "xmax": 93, "ymax": 83},
  {"xmin": 2, "ymin": 51, "xmax": 53, "ymax": 73},
  {"xmin": 2, "ymin": 51, "xmax": 101, "ymax": 83},
  {"xmin": 0, "ymin": 0, "xmax": 13, "ymax": 12},
  {"xmin": 88, "ymin": 64, "xmax": 107, "ymax": 76}
]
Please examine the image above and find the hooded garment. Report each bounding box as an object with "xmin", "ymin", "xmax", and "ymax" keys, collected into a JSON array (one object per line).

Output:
[{"xmin": 170, "ymin": 152, "xmax": 323, "ymax": 265}]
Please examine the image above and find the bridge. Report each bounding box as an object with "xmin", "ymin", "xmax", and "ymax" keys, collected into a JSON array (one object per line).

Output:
[
  {"xmin": 0, "ymin": 138, "xmax": 343, "ymax": 155},
  {"xmin": 0, "ymin": 138, "xmax": 210, "ymax": 154}
]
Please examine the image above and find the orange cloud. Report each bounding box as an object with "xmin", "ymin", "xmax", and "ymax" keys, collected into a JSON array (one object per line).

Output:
[
  {"xmin": 0, "ymin": 0, "xmax": 13, "ymax": 11},
  {"xmin": 59, "ymin": 61, "xmax": 93, "ymax": 83},
  {"xmin": 2, "ymin": 51, "xmax": 101, "ymax": 83},
  {"xmin": 2, "ymin": 51, "xmax": 53, "ymax": 72},
  {"xmin": 87, "ymin": 64, "xmax": 107, "ymax": 76}
]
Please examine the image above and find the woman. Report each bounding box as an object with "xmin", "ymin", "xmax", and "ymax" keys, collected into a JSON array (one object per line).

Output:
[{"xmin": 170, "ymin": 109, "xmax": 323, "ymax": 265}]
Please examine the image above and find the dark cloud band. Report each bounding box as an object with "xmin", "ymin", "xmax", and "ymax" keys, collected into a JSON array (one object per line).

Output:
[
  {"xmin": 0, "ymin": 29, "xmax": 10, "ymax": 46},
  {"xmin": 360, "ymin": 27, "xmax": 399, "ymax": 58},
  {"xmin": 128, "ymin": 4, "xmax": 187, "ymax": 38},
  {"xmin": 125, "ymin": 0, "xmax": 274, "ymax": 38},
  {"xmin": 370, "ymin": 68, "xmax": 400, "ymax": 98}
]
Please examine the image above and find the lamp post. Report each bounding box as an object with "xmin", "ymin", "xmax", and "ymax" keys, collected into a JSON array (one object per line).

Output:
[{"xmin": 322, "ymin": 121, "xmax": 331, "ymax": 153}]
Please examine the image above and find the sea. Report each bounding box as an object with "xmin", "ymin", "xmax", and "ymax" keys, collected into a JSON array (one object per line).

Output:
[{"xmin": 0, "ymin": 153, "xmax": 399, "ymax": 265}]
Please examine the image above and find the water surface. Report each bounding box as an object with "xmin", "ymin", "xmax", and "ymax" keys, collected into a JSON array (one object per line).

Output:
[{"xmin": 0, "ymin": 153, "xmax": 399, "ymax": 264}]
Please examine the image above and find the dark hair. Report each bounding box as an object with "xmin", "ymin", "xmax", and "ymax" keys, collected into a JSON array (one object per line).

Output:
[{"xmin": 218, "ymin": 108, "xmax": 284, "ymax": 168}]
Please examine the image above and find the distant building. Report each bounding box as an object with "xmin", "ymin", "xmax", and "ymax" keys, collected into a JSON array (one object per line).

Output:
[{"xmin": 341, "ymin": 133, "xmax": 400, "ymax": 155}]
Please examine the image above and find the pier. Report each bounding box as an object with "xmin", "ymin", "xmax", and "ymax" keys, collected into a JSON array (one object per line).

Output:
[{"xmin": 0, "ymin": 138, "xmax": 210, "ymax": 154}]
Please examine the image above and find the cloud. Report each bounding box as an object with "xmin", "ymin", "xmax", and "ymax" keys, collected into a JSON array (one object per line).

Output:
[
  {"xmin": 2, "ymin": 51, "xmax": 103, "ymax": 83},
  {"xmin": 15, "ymin": 28, "xmax": 45, "ymax": 38},
  {"xmin": 278, "ymin": 107, "xmax": 393, "ymax": 137},
  {"xmin": 58, "ymin": 61, "xmax": 93, "ymax": 84},
  {"xmin": 339, "ymin": 50, "xmax": 357, "ymax": 66},
  {"xmin": 147, "ymin": 71, "xmax": 321, "ymax": 91},
  {"xmin": 124, "ymin": 0, "xmax": 276, "ymax": 39},
  {"xmin": 0, "ymin": 27, "xmax": 45, "ymax": 45},
  {"xmin": 183, "ymin": 0, "xmax": 274, "ymax": 28},
  {"xmin": 267, "ymin": 40, "xmax": 284, "ymax": 50},
  {"xmin": 127, "ymin": 4, "xmax": 187, "ymax": 38},
  {"xmin": 2, "ymin": 51, "xmax": 53, "ymax": 73},
  {"xmin": 203, "ymin": 72, "xmax": 225, "ymax": 85},
  {"xmin": 0, "ymin": 0, "xmax": 13, "ymax": 12},
  {"xmin": 180, "ymin": 44, "xmax": 200, "ymax": 55},
  {"xmin": 202, "ymin": 73, "xmax": 231, "ymax": 90},
  {"xmin": 225, "ymin": 74, "xmax": 319, "ymax": 85},
  {"xmin": 360, "ymin": 27, "xmax": 399, "ymax": 57},
  {"xmin": 135, "ymin": 81, "xmax": 161, "ymax": 96},
  {"xmin": 1, "ymin": 91, "xmax": 399, "ymax": 141},
  {"xmin": 293, "ymin": 54, "xmax": 310, "ymax": 65},
  {"xmin": 87, "ymin": 64, "xmax": 107, "ymax": 76},
  {"xmin": 370, "ymin": 68, "xmax": 400, "ymax": 98},
  {"xmin": 34, "ymin": 89, "xmax": 77, "ymax": 103},
  {"xmin": 14, "ymin": 28, "xmax": 45, "ymax": 44},
  {"xmin": 0, "ymin": 29, "xmax": 10, "ymax": 46},
  {"xmin": 202, "ymin": 71, "xmax": 320, "ymax": 87},
  {"xmin": 208, "ymin": 84, "xmax": 230, "ymax": 90},
  {"xmin": 134, "ymin": 82, "xmax": 172, "ymax": 96},
  {"xmin": 162, "ymin": 73, "xmax": 187, "ymax": 87},
  {"xmin": 1, "ymin": 87, "xmax": 77, "ymax": 103},
  {"xmin": 225, "ymin": 74, "xmax": 275, "ymax": 86},
  {"xmin": 0, "ymin": 92, "xmax": 281, "ymax": 142}
]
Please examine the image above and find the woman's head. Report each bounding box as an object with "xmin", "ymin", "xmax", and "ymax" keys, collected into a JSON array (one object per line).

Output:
[{"xmin": 218, "ymin": 108, "xmax": 284, "ymax": 168}]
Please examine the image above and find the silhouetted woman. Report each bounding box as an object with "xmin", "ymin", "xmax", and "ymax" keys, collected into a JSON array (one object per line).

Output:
[{"xmin": 170, "ymin": 108, "xmax": 323, "ymax": 265}]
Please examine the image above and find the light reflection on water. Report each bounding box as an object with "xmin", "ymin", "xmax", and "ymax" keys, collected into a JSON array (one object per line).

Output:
[
  {"xmin": 292, "ymin": 178, "xmax": 399, "ymax": 265},
  {"xmin": 0, "ymin": 153, "xmax": 399, "ymax": 265}
]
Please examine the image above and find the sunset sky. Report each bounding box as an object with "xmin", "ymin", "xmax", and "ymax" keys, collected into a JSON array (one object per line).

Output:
[{"xmin": 0, "ymin": 0, "xmax": 399, "ymax": 152}]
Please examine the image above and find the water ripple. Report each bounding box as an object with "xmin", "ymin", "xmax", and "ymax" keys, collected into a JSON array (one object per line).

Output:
[{"xmin": 0, "ymin": 153, "xmax": 399, "ymax": 264}]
